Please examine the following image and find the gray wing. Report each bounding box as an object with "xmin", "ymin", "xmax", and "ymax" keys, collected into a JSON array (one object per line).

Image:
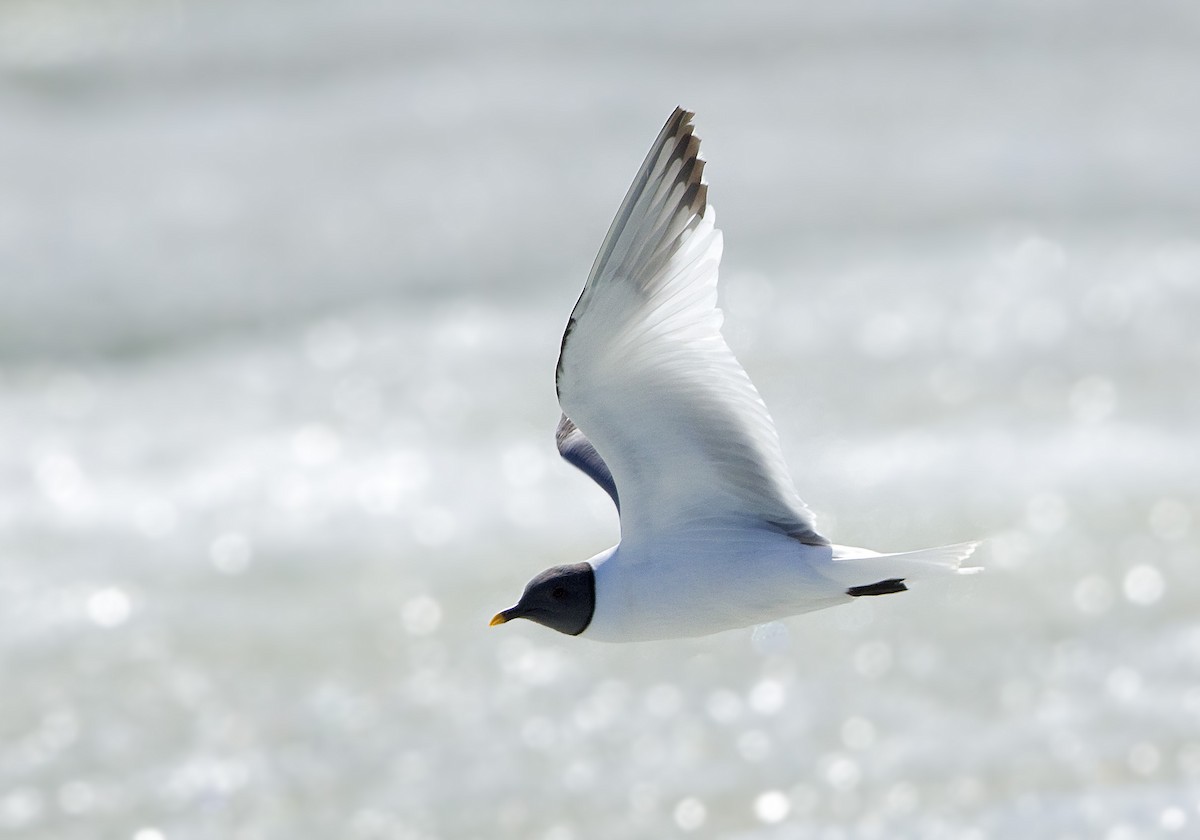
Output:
[
  {"xmin": 556, "ymin": 413, "xmax": 620, "ymax": 511},
  {"xmin": 554, "ymin": 107, "xmax": 826, "ymax": 545}
]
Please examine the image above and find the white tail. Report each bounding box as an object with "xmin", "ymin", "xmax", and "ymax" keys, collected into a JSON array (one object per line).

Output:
[{"xmin": 826, "ymin": 541, "xmax": 982, "ymax": 591}]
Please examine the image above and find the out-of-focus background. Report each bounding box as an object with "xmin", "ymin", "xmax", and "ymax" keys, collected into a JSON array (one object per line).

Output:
[{"xmin": 3, "ymin": 1, "xmax": 1199, "ymax": 837}]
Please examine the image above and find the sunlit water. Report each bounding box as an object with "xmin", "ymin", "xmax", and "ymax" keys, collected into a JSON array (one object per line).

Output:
[{"xmin": 3, "ymin": 2, "xmax": 1200, "ymax": 839}]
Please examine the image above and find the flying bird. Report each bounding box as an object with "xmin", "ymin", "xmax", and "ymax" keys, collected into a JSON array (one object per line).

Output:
[{"xmin": 491, "ymin": 107, "xmax": 980, "ymax": 642}]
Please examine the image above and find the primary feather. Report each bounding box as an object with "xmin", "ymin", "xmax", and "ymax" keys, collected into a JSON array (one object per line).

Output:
[{"xmin": 555, "ymin": 108, "xmax": 825, "ymax": 546}]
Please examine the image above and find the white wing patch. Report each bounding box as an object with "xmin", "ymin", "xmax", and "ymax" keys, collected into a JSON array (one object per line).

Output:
[{"xmin": 556, "ymin": 108, "xmax": 825, "ymax": 546}]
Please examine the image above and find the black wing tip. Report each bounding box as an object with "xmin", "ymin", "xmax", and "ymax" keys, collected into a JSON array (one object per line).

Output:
[
  {"xmin": 669, "ymin": 105, "xmax": 696, "ymax": 129},
  {"xmin": 665, "ymin": 109, "xmax": 710, "ymax": 218},
  {"xmin": 655, "ymin": 108, "xmax": 696, "ymax": 161},
  {"xmin": 662, "ymin": 107, "xmax": 699, "ymax": 157},
  {"xmin": 674, "ymin": 106, "xmax": 699, "ymax": 141},
  {"xmin": 558, "ymin": 106, "xmax": 710, "ymax": 389},
  {"xmin": 847, "ymin": 579, "xmax": 908, "ymax": 597}
]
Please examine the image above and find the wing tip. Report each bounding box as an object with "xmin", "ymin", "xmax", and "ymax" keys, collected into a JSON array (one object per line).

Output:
[
  {"xmin": 670, "ymin": 105, "xmax": 696, "ymax": 129},
  {"xmin": 664, "ymin": 107, "xmax": 711, "ymax": 218},
  {"xmin": 559, "ymin": 105, "xmax": 716, "ymax": 387}
]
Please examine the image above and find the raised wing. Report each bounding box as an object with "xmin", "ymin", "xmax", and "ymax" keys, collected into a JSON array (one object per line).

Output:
[
  {"xmin": 555, "ymin": 107, "xmax": 826, "ymax": 545},
  {"xmin": 556, "ymin": 413, "xmax": 619, "ymax": 510}
]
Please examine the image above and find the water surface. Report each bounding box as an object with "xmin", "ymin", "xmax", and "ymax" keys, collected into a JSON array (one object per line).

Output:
[{"xmin": 2, "ymin": 1, "xmax": 1199, "ymax": 837}]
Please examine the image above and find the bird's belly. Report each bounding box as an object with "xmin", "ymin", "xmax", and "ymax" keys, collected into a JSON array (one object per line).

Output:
[{"xmin": 585, "ymin": 532, "xmax": 843, "ymax": 643}]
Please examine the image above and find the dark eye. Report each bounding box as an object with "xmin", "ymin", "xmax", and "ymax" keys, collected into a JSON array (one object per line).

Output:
[{"xmin": 552, "ymin": 586, "xmax": 567, "ymax": 600}]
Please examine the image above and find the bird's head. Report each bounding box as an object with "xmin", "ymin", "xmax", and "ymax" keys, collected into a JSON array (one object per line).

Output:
[{"xmin": 490, "ymin": 562, "xmax": 595, "ymax": 636}]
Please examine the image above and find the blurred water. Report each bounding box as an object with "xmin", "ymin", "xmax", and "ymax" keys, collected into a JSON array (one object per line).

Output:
[{"xmin": 2, "ymin": 1, "xmax": 1200, "ymax": 838}]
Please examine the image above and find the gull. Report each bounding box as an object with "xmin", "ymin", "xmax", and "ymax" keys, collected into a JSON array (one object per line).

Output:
[{"xmin": 491, "ymin": 107, "xmax": 980, "ymax": 642}]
